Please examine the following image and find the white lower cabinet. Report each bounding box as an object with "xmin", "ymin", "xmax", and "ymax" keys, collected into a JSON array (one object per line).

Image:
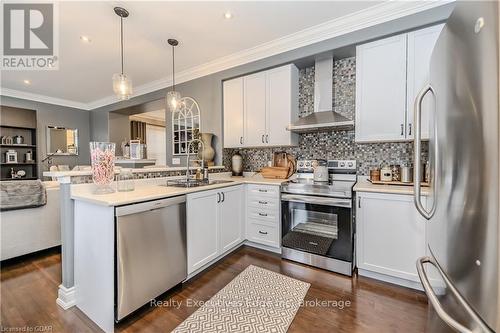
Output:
[
  {"xmin": 219, "ymin": 186, "xmax": 244, "ymax": 252},
  {"xmin": 356, "ymin": 192, "xmax": 427, "ymax": 288},
  {"xmin": 245, "ymin": 184, "xmax": 280, "ymax": 248},
  {"xmin": 187, "ymin": 185, "xmax": 244, "ymax": 274}
]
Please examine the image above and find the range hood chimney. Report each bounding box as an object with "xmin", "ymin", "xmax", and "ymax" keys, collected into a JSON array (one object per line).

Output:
[{"xmin": 288, "ymin": 55, "xmax": 354, "ymax": 133}]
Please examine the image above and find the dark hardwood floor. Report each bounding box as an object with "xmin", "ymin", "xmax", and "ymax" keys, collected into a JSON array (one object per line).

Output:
[{"xmin": 1, "ymin": 246, "xmax": 429, "ymax": 332}]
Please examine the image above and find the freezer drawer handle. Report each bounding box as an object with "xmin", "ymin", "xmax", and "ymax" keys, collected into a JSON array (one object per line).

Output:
[
  {"xmin": 258, "ymin": 200, "xmax": 268, "ymax": 205},
  {"xmin": 413, "ymin": 84, "xmax": 437, "ymax": 220},
  {"xmin": 258, "ymin": 230, "xmax": 268, "ymax": 235},
  {"xmin": 258, "ymin": 213, "xmax": 268, "ymax": 217},
  {"xmin": 416, "ymin": 256, "xmax": 493, "ymax": 333}
]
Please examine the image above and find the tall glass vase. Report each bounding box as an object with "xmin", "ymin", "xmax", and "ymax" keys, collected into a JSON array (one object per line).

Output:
[{"xmin": 90, "ymin": 142, "xmax": 116, "ymax": 194}]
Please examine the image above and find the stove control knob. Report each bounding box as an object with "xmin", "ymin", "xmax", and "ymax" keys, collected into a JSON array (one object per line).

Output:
[
  {"xmin": 339, "ymin": 162, "xmax": 345, "ymax": 168},
  {"xmin": 347, "ymin": 162, "xmax": 353, "ymax": 168},
  {"xmin": 298, "ymin": 161, "xmax": 304, "ymax": 168},
  {"xmin": 305, "ymin": 161, "xmax": 311, "ymax": 168}
]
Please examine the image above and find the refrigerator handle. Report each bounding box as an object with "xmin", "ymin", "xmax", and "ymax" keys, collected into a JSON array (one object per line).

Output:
[
  {"xmin": 416, "ymin": 256, "xmax": 493, "ymax": 333},
  {"xmin": 413, "ymin": 84, "xmax": 437, "ymax": 220}
]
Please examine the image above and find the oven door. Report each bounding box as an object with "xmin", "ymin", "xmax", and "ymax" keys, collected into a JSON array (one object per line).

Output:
[{"xmin": 281, "ymin": 194, "xmax": 353, "ymax": 263}]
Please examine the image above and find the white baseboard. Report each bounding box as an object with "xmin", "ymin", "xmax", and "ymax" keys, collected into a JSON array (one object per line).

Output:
[{"xmin": 56, "ymin": 284, "xmax": 76, "ymax": 310}]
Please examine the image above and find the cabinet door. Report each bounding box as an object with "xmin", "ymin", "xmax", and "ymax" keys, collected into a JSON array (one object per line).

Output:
[
  {"xmin": 219, "ymin": 185, "xmax": 244, "ymax": 253},
  {"xmin": 266, "ymin": 65, "xmax": 299, "ymax": 146},
  {"xmin": 186, "ymin": 189, "xmax": 219, "ymax": 274},
  {"xmin": 356, "ymin": 193, "xmax": 426, "ymax": 282},
  {"xmin": 355, "ymin": 34, "xmax": 408, "ymax": 142},
  {"xmin": 223, "ymin": 77, "xmax": 244, "ymax": 148},
  {"xmin": 407, "ymin": 24, "xmax": 444, "ymax": 140},
  {"xmin": 244, "ymin": 72, "xmax": 267, "ymax": 147}
]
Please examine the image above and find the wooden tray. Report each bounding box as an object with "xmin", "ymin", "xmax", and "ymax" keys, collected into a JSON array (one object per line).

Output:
[
  {"xmin": 261, "ymin": 166, "xmax": 289, "ymax": 179},
  {"xmin": 368, "ymin": 179, "xmax": 430, "ymax": 187}
]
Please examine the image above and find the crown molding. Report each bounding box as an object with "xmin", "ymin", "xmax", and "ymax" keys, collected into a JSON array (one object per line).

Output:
[
  {"xmin": 0, "ymin": 88, "xmax": 90, "ymax": 110},
  {"xmin": 2, "ymin": 0, "xmax": 454, "ymax": 111}
]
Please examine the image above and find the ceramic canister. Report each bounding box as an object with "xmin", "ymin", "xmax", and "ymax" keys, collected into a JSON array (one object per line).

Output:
[{"xmin": 231, "ymin": 151, "xmax": 243, "ymax": 176}]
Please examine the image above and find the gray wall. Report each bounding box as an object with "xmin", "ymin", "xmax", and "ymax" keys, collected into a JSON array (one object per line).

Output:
[
  {"xmin": 87, "ymin": 4, "xmax": 452, "ymax": 166},
  {"xmin": 108, "ymin": 112, "xmax": 130, "ymax": 156},
  {"xmin": 0, "ymin": 96, "xmax": 91, "ymax": 175}
]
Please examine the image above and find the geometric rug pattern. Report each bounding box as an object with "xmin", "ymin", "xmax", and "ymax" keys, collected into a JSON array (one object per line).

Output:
[{"xmin": 172, "ymin": 265, "xmax": 310, "ymax": 333}]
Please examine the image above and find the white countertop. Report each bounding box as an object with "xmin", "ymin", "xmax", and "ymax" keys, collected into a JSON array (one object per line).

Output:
[
  {"xmin": 43, "ymin": 165, "xmax": 225, "ymax": 178},
  {"xmin": 354, "ymin": 177, "xmax": 430, "ymax": 196},
  {"xmin": 71, "ymin": 173, "xmax": 288, "ymax": 207}
]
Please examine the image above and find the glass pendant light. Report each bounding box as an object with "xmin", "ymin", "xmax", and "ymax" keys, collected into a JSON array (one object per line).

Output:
[
  {"xmin": 112, "ymin": 7, "xmax": 133, "ymax": 100},
  {"xmin": 166, "ymin": 39, "xmax": 181, "ymax": 112}
]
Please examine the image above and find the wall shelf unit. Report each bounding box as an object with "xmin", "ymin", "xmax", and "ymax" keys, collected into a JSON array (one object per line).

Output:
[{"xmin": 0, "ymin": 106, "xmax": 38, "ymax": 181}]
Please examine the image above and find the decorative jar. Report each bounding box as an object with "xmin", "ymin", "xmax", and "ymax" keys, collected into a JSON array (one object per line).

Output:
[{"xmin": 90, "ymin": 142, "xmax": 116, "ymax": 194}]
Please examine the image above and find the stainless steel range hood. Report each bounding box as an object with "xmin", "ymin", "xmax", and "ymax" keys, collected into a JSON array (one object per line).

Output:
[{"xmin": 288, "ymin": 55, "xmax": 354, "ymax": 133}]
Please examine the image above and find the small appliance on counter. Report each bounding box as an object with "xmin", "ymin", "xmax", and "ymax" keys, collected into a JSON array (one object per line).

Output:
[{"xmin": 313, "ymin": 159, "xmax": 328, "ymax": 182}]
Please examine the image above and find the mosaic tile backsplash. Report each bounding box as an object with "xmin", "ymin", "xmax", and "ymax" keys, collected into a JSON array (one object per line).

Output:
[{"xmin": 223, "ymin": 57, "xmax": 428, "ymax": 176}]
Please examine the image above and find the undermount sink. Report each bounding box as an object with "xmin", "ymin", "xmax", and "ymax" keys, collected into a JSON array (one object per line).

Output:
[{"xmin": 162, "ymin": 179, "xmax": 234, "ymax": 188}]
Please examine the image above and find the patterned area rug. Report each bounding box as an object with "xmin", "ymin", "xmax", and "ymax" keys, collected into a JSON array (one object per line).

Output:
[{"xmin": 172, "ymin": 265, "xmax": 310, "ymax": 333}]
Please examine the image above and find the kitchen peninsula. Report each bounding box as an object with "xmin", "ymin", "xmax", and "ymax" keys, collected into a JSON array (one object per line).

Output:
[{"xmin": 71, "ymin": 173, "xmax": 285, "ymax": 332}]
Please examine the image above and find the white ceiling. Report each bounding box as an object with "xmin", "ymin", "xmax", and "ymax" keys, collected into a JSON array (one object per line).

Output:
[{"xmin": 0, "ymin": 1, "xmax": 447, "ymax": 110}]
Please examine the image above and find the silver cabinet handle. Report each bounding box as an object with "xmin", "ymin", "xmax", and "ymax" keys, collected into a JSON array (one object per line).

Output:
[
  {"xmin": 400, "ymin": 123, "xmax": 404, "ymax": 136},
  {"xmin": 416, "ymin": 256, "xmax": 492, "ymax": 333},
  {"xmin": 221, "ymin": 192, "xmax": 225, "ymax": 202},
  {"xmin": 217, "ymin": 192, "xmax": 221, "ymax": 203},
  {"xmin": 258, "ymin": 212, "xmax": 267, "ymax": 217},
  {"xmin": 258, "ymin": 230, "xmax": 268, "ymax": 235},
  {"xmin": 413, "ymin": 84, "xmax": 437, "ymax": 220},
  {"xmin": 265, "ymin": 134, "xmax": 269, "ymax": 143},
  {"xmin": 261, "ymin": 134, "xmax": 265, "ymax": 143},
  {"xmin": 408, "ymin": 123, "xmax": 412, "ymax": 136},
  {"xmin": 240, "ymin": 137, "xmax": 243, "ymax": 145},
  {"xmin": 258, "ymin": 189, "xmax": 267, "ymax": 193}
]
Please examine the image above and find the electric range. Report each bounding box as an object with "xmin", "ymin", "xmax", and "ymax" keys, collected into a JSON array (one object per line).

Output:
[{"xmin": 280, "ymin": 159, "xmax": 356, "ymax": 276}]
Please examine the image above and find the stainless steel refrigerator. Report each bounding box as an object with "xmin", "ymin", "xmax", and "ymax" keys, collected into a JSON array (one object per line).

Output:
[{"xmin": 413, "ymin": 1, "xmax": 499, "ymax": 332}]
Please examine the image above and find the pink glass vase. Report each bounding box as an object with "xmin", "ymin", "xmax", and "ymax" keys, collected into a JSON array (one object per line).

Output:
[{"xmin": 90, "ymin": 142, "xmax": 116, "ymax": 194}]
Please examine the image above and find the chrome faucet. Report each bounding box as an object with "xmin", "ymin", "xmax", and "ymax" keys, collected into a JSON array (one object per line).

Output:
[{"xmin": 186, "ymin": 139, "xmax": 205, "ymax": 181}]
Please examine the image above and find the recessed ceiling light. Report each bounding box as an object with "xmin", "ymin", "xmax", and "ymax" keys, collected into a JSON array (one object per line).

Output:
[
  {"xmin": 23, "ymin": 79, "xmax": 31, "ymax": 85},
  {"xmin": 224, "ymin": 11, "xmax": 233, "ymax": 19},
  {"xmin": 80, "ymin": 35, "xmax": 91, "ymax": 43}
]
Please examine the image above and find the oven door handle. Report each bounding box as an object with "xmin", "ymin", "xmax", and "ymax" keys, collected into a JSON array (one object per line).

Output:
[{"xmin": 281, "ymin": 194, "xmax": 351, "ymax": 207}]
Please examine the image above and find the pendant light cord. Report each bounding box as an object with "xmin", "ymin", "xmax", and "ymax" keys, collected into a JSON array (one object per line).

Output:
[
  {"xmin": 120, "ymin": 17, "xmax": 124, "ymax": 75},
  {"xmin": 172, "ymin": 45, "xmax": 175, "ymax": 91}
]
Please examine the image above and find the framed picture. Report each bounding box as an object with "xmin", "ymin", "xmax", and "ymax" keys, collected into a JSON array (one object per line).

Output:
[{"xmin": 5, "ymin": 150, "xmax": 18, "ymax": 164}]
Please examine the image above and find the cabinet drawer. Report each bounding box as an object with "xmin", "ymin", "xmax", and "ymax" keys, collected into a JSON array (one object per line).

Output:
[
  {"xmin": 247, "ymin": 184, "xmax": 280, "ymax": 198},
  {"xmin": 247, "ymin": 206, "xmax": 279, "ymax": 224},
  {"xmin": 247, "ymin": 221, "xmax": 279, "ymax": 247},
  {"xmin": 247, "ymin": 196, "xmax": 279, "ymax": 210}
]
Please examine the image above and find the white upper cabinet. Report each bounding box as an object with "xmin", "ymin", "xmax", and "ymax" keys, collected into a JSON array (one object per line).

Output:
[
  {"xmin": 223, "ymin": 64, "xmax": 298, "ymax": 148},
  {"xmin": 244, "ymin": 72, "xmax": 268, "ymax": 146},
  {"xmin": 223, "ymin": 78, "xmax": 244, "ymax": 148},
  {"xmin": 266, "ymin": 65, "xmax": 299, "ymax": 146},
  {"xmin": 355, "ymin": 25, "xmax": 443, "ymax": 142},
  {"xmin": 356, "ymin": 34, "xmax": 407, "ymax": 142},
  {"xmin": 406, "ymin": 24, "xmax": 444, "ymax": 140}
]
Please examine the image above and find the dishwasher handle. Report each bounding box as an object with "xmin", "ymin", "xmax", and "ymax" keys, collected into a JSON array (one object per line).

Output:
[{"xmin": 116, "ymin": 195, "xmax": 186, "ymax": 216}]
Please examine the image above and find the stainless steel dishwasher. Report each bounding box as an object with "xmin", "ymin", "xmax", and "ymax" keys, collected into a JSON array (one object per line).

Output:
[{"xmin": 115, "ymin": 195, "xmax": 187, "ymax": 321}]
